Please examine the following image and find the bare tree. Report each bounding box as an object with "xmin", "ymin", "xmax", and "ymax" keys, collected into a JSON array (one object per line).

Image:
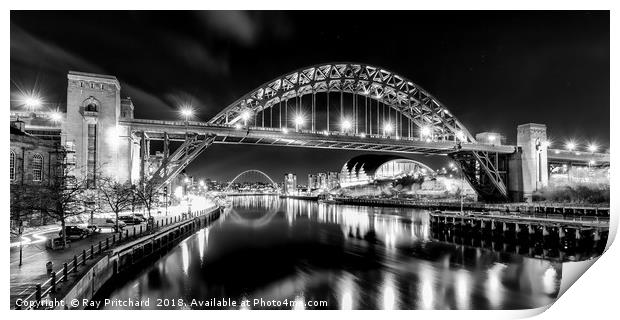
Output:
[
  {"xmin": 96, "ymin": 176, "xmax": 133, "ymax": 232},
  {"xmin": 133, "ymin": 179, "xmax": 160, "ymax": 220},
  {"xmin": 26, "ymin": 171, "xmax": 89, "ymax": 248}
]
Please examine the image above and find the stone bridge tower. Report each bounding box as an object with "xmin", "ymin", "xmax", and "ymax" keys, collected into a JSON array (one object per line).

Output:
[
  {"xmin": 62, "ymin": 71, "xmax": 135, "ymax": 185},
  {"xmin": 516, "ymin": 123, "xmax": 549, "ymax": 201}
]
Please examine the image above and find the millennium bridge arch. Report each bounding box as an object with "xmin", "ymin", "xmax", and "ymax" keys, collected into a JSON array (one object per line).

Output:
[{"xmin": 225, "ymin": 169, "xmax": 280, "ymax": 194}]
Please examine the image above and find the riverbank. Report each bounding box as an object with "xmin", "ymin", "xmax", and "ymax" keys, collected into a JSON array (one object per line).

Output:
[{"xmin": 13, "ymin": 206, "xmax": 222, "ymax": 310}]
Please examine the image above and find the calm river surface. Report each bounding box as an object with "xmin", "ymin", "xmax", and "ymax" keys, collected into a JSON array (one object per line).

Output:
[{"xmin": 98, "ymin": 195, "xmax": 561, "ymax": 310}]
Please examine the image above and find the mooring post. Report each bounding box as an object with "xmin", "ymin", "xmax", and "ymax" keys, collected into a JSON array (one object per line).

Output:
[
  {"xmin": 35, "ymin": 284, "xmax": 42, "ymax": 304},
  {"xmin": 82, "ymin": 249, "xmax": 86, "ymax": 265},
  {"xmin": 63, "ymin": 263, "xmax": 68, "ymax": 281},
  {"xmin": 50, "ymin": 272, "xmax": 57, "ymax": 293},
  {"xmin": 73, "ymin": 255, "xmax": 78, "ymax": 272}
]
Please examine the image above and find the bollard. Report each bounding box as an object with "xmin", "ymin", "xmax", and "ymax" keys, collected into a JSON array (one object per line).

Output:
[
  {"xmin": 90, "ymin": 244, "xmax": 94, "ymax": 258},
  {"xmin": 106, "ymin": 238, "xmax": 109, "ymax": 249},
  {"xmin": 133, "ymin": 228, "xmax": 136, "ymax": 237},
  {"xmin": 112, "ymin": 234, "xmax": 116, "ymax": 244},
  {"xmin": 50, "ymin": 272, "xmax": 57, "ymax": 293},
  {"xmin": 46, "ymin": 261, "xmax": 53, "ymax": 275},
  {"xmin": 35, "ymin": 284, "xmax": 42, "ymax": 304},
  {"xmin": 82, "ymin": 249, "xmax": 86, "ymax": 265},
  {"xmin": 63, "ymin": 263, "xmax": 68, "ymax": 281},
  {"xmin": 98, "ymin": 241, "xmax": 102, "ymax": 253},
  {"xmin": 156, "ymin": 221, "xmax": 159, "ymax": 228},
  {"xmin": 140, "ymin": 225, "xmax": 143, "ymax": 234},
  {"xmin": 125, "ymin": 230, "xmax": 129, "ymax": 238},
  {"xmin": 73, "ymin": 255, "xmax": 78, "ymax": 272}
]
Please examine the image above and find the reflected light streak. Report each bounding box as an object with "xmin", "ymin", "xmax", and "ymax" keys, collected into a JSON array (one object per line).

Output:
[
  {"xmin": 293, "ymin": 295, "xmax": 305, "ymax": 310},
  {"xmin": 455, "ymin": 270, "xmax": 470, "ymax": 309},
  {"xmin": 543, "ymin": 268, "xmax": 558, "ymax": 295},
  {"xmin": 486, "ymin": 263, "xmax": 506, "ymax": 308},
  {"xmin": 382, "ymin": 274, "xmax": 397, "ymax": 310},
  {"xmin": 181, "ymin": 241, "xmax": 189, "ymax": 275}
]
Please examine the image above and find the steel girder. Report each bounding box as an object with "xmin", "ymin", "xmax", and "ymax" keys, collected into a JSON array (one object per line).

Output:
[
  {"xmin": 207, "ymin": 62, "xmax": 475, "ymax": 143},
  {"xmin": 148, "ymin": 134, "xmax": 215, "ymax": 191},
  {"xmin": 449, "ymin": 150, "xmax": 509, "ymax": 202}
]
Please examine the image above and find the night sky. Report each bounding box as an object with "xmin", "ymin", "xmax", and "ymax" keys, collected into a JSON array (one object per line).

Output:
[{"xmin": 10, "ymin": 11, "xmax": 610, "ymax": 182}]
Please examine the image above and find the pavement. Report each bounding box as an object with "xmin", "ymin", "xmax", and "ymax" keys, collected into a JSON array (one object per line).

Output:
[{"xmin": 10, "ymin": 204, "xmax": 214, "ymax": 306}]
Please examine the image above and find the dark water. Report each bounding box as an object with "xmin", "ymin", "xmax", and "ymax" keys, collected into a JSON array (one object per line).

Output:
[{"xmin": 99, "ymin": 196, "xmax": 561, "ymax": 310}]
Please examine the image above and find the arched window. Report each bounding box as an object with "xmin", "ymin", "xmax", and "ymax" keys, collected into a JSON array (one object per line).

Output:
[
  {"xmin": 85, "ymin": 103, "xmax": 97, "ymax": 112},
  {"xmin": 10, "ymin": 150, "xmax": 15, "ymax": 181},
  {"xmin": 32, "ymin": 154, "xmax": 43, "ymax": 182}
]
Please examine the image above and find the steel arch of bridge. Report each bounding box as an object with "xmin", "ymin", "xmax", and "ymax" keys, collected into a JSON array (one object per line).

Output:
[
  {"xmin": 225, "ymin": 169, "xmax": 279, "ymax": 192},
  {"xmin": 208, "ymin": 62, "xmax": 475, "ymax": 143}
]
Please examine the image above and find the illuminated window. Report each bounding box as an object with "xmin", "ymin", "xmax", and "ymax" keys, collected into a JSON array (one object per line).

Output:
[{"xmin": 32, "ymin": 153, "xmax": 43, "ymax": 181}]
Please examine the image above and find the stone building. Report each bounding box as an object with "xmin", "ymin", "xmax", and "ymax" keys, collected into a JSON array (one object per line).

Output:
[{"xmin": 10, "ymin": 120, "xmax": 66, "ymax": 226}]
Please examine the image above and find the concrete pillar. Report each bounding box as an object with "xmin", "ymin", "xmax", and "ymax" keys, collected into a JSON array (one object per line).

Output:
[
  {"xmin": 516, "ymin": 123, "xmax": 549, "ymax": 202},
  {"xmin": 575, "ymin": 229, "xmax": 581, "ymax": 240},
  {"xmin": 515, "ymin": 224, "xmax": 521, "ymax": 234},
  {"xmin": 558, "ymin": 227, "xmax": 565, "ymax": 240},
  {"xmin": 528, "ymin": 224, "xmax": 535, "ymax": 235}
]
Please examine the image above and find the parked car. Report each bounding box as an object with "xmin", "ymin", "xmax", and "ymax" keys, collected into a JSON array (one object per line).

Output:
[
  {"xmin": 118, "ymin": 215, "xmax": 143, "ymax": 225},
  {"xmin": 89, "ymin": 218, "xmax": 126, "ymax": 232},
  {"xmin": 59, "ymin": 226, "xmax": 90, "ymax": 240},
  {"xmin": 132, "ymin": 213, "xmax": 148, "ymax": 222}
]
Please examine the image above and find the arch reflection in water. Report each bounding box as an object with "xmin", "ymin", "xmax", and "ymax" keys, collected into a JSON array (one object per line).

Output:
[{"xmin": 98, "ymin": 196, "xmax": 562, "ymax": 310}]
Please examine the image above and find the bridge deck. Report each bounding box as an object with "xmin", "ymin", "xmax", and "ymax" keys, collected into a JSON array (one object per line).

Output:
[{"xmin": 122, "ymin": 118, "xmax": 517, "ymax": 155}]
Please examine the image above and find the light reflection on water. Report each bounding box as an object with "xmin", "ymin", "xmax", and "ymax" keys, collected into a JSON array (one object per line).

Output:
[{"xmin": 98, "ymin": 196, "xmax": 561, "ymax": 310}]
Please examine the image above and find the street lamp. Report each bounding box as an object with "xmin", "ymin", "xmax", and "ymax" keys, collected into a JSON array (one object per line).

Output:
[
  {"xmin": 588, "ymin": 143, "xmax": 598, "ymax": 153},
  {"xmin": 180, "ymin": 106, "xmax": 194, "ymax": 138},
  {"xmin": 21, "ymin": 94, "xmax": 42, "ymax": 111},
  {"xmin": 241, "ymin": 110, "xmax": 251, "ymax": 126},
  {"xmin": 341, "ymin": 119, "xmax": 352, "ymax": 132},
  {"xmin": 383, "ymin": 122, "xmax": 393, "ymax": 136},
  {"xmin": 49, "ymin": 111, "xmax": 63, "ymax": 123},
  {"xmin": 420, "ymin": 125, "xmax": 432, "ymax": 137},
  {"xmin": 566, "ymin": 141, "xmax": 576, "ymax": 152},
  {"xmin": 294, "ymin": 114, "xmax": 304, "ymax": 131}
]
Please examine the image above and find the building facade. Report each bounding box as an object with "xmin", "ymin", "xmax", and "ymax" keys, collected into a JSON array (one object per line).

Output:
[
  {"xmin": 10, "ymin": 121, "xmax": 66, "ymax": 227},
  {"xmin": 283, "ymin": 173, "xmax": 297, "ymax": 194}
]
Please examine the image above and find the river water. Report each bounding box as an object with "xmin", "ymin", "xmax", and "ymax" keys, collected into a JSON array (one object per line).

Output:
[{"xmin": 98, "ymin": 195, "xmax": 561, "ymax": 310}]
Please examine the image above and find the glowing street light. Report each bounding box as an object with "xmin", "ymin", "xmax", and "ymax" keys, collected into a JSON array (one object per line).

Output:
[
  {"xmin": 22, "ymin": 94, "xmax": 42, "ymax": 111},
  {"xmin": 455, "ymin": 131, "xmax": 466, "ymax": 142},
  {"xmin": 341, "ymin": 119, "xmax": 352, "ymax": 132},
  {"xmin": 294, "ymin": 114, "xmax": 304, "ymax": 131},
  {"xmin": 488, "ymin": 135, "xmax": 496, "ymax": 143},
  {"xmin": 49, "ymin": 111, "xmax": 63, "ymax": 123},
  {"xmin": 588, "ymin": 143, "xmax": 598, "ymax": 153},
  {"xmin": 420, "ymin": 126, "xmax": 432, "ymax": 137},
  {"xmin": 565, "ymin": 141, "xmax": 576, "ymax": 151},
  {"xmin": 241, "ymin": 110, "xmax": 252, "ymax": 124},
  {"xmin": 383, "ymin": 123, "xmax": 393, "ymax": 136}
]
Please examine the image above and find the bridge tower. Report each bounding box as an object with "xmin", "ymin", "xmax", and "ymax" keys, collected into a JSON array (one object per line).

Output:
[
  {"xmin": 516, "ymin": 123, "xmax": 549, "ymax": 201},
  {"xmin": 63, "ymin": 71, "xmax": 135, "ymax": 185}
]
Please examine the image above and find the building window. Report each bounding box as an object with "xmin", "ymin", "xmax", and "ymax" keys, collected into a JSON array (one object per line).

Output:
[
  {"xmin": 87, "ymin": 124, "xmax": 97, "ymax": 188},
  {"xmin": 33, "ymin": 153, "xmax": 43, "ymax": 182},
  {"xmin": 10, "ymin": 150, "xmax": 15, "ymax": 181},
  {"xmin": 85, "ymin": 103, "xmax": 97, "ymax": 112}
]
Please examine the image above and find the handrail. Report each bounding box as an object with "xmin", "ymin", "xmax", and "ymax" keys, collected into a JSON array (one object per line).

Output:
[{"xmin": 15, "ymin": 207, "xmax": 218, "ymax": 310}]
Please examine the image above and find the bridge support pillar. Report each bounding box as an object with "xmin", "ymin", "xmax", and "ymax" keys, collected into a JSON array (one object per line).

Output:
[{"xmin": 516, "ymin": 123, "xmax": 549, "ymax": 202}]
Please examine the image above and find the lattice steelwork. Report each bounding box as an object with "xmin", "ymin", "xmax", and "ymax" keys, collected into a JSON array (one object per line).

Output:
[{"xmin": 208, "ymin": 62, "xmax": 475, "ymax": 143}]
